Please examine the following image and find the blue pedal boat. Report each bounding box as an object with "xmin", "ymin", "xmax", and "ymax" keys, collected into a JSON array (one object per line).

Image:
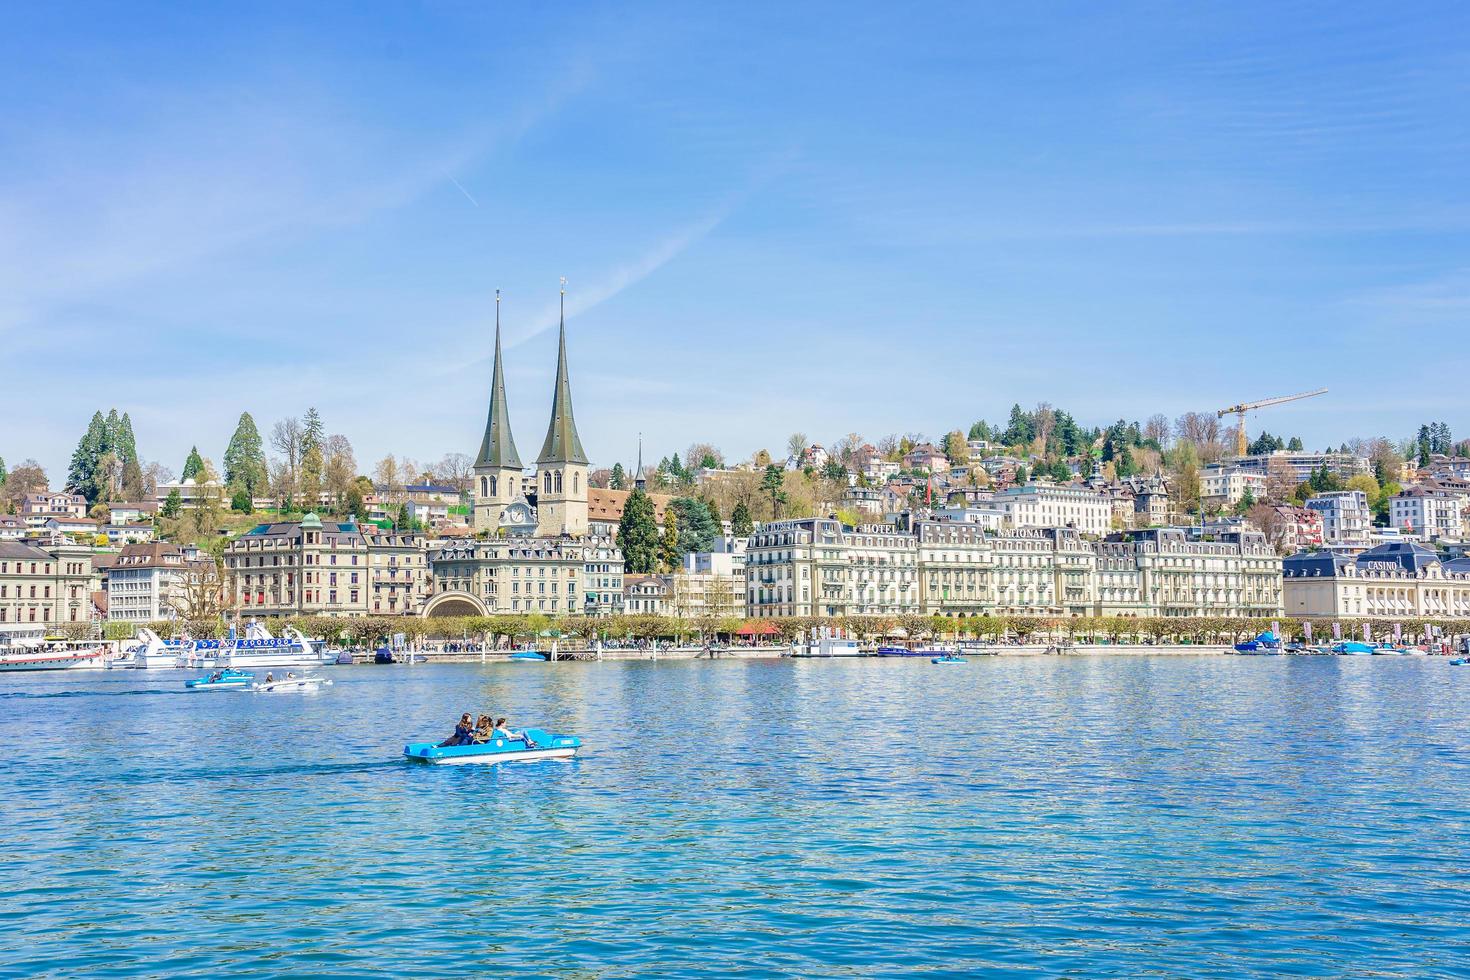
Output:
[
  {"xmin": 931, "ymin": 654, "xmax": 968, "ymax": 665},
  {"xmin": 184, "ymin": 668, "xmax": 255, "ymax": 690},
  {"xmin": 508, "ymin": 651, "xmax": 547, "ymax": 662},
  {"xmin": 404, "ymin": 728, "xmax": 581, "ymax": 765}
]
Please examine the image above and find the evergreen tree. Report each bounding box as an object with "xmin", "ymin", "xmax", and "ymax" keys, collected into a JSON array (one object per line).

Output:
[
  {"xmin": 659, "ymin": 508, "xmax": 680, "ymax": 570},
  {"xmin": 1287, "ymin": 436, "xmax": 1304, "ymax": 451},
  {"xmin": 396, "ymin": 502, "xmax": 411, "ymax": 529},
  {"xmin": 967, "ymin": 420, "xmax": 992, "ymax": 442},
  {"xmin": 103, "ymin": 409, "xmax": 123, "ymax": 457},
  {"xmin": 617, "ymin": 489, "xmax": 660, "ymax": 573},
  {"xmin": 703, "ymin": 494, "xmax": 722, "ymax": 526},
  {"xmin": 671, "ymin": 497, "xmax": 719, "ymax": 557},
  {"xmin": 1116, "ymin": 444, "xmax": 1137, "ymax": 478},
  {"xmin": 730, "ymin": 500, "xmax": 754, "ymax": 537},
  {"xmin": 68, "ymin": 411, "xmax": 107, "ymax": 501},
  {"xmin": 116, "ymin": 412, "xmax": 138, "ymax": 462},
  {"xmin": 302, "ymin": 407, "xmax": 325, "ymax": 452},
  {"xmin": 300, "ymin": 408, "xmax": 325, "ymax": 504},
  {"xmin": 162, "ymin": 487, "xmax": 183, "ymax": 518},
  {"xmin": 223, "ymin": 412, "xmax": 268, "ymax": 497},
  {"xmin": 0, "ymin": 455, "xmax": 6, "ymax": 495},
  {"xmin": 182, "ymin": 446, "xmax": 205, "ymax": 481},
  {"xmin": 761, "ymin": 464, "xmax": 787, "ymax": 519},
  {"xmin": 1001, "ymin": 404, "xmax": 1034, "ymax": 445},
  {"xmin": 610, "ymin": 462, "xmax": 626, "ymax": 491},
  {"xmin": 230, "ymin": 489, "xmax": 254, "ymax": 513},
  {"xmin": 345, "ymin": 484, "xmax": 364, "ymax": 519},
  {"xmin": 1014, "ymin": 465, "xmax": 1029, "ymax": 484}
]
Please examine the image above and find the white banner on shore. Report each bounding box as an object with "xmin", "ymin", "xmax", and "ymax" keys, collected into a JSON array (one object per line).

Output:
[{"xmin": 1304, "ymin": 622, "xmax": 1313, "ymax": 641}]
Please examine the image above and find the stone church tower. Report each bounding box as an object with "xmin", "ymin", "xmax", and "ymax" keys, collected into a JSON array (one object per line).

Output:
[
  {"xmin": 472, "ymin": 292, "xmax": 524, "ymax": 534},
  {"xmin": 535, "ymin": 284, "xmax": 589, "ymax": 537}
]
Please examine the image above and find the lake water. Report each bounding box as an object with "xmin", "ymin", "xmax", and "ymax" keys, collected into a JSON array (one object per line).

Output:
[{"xmin": 2, "ymin": 656, "xmax": 1468, "ymax": 978}]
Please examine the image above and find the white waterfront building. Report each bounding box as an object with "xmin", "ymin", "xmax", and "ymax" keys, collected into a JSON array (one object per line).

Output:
[{"xmin": 991, "ymin": 483, "xmax": 1111, "ymax": 537}]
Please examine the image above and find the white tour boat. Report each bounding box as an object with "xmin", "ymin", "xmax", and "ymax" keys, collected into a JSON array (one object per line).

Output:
[
  {"xmin": 183, "ymin": 623, "xmax": 337, "ymax": 671},
  {"xmin": 0, "ymin": 639, "xmax": 112, "ymax": 672}
]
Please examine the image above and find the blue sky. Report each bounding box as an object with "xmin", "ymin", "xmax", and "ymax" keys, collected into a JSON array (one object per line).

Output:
[{"xmin": 3, "ymin": 2, "xmax": 1468, "ymax": 482}]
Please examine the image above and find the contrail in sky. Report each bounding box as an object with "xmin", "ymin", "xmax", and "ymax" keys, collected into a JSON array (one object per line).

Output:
[{"xmin": 449, "ymin": 176, "xmax": 479, "ymax": 207}]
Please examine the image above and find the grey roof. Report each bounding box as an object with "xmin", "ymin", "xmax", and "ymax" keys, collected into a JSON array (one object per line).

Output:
[
  {"xmin": 1354, "ymin": 540, "xmax": 1442, "ymax": 574},
  {"xmin": 1443, "ymin": 557, "xmax": 1470, "ymax": 576},
  {"xmin": 537, "ymin": 299, "xmax": 588, "ymax": 466},
  {"xmin": 477, "ymin": 297, "xmax": 522, "ymax": 470},
  {"xmin": 1283, "ymin": 551, "xmax": 1355, "ymax": 577},
  {"xmin": 0, "ymin": 541, "xmax": 53, "ymax": 560}
]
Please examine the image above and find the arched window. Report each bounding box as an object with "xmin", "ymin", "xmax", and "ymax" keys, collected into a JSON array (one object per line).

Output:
[
  {"xmin": 555, "ymin": 471, "xmax": 563, "ymax": 493},
  {"xmin": 489, "ymin": 476, "xmax": 498, "ymax": 496},
  {"xmin": 480, "ymin": 477, "xmax": 488, "ymax": 497},
  {"xmin": 543, "ymin": 472, "xmax": 552, "ymax": 494},
  {"xmin": 573, "ymin": 472, "xmax": 579, "ymax": 493}
]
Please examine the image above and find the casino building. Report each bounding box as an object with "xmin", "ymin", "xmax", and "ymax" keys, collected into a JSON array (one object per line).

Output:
[{"xmin": 424, "ymin": 288, "xmax": 624, "ymax": 618}]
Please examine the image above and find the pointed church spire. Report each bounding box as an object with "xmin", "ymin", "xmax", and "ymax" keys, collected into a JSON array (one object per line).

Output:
[
  {"xmin": 476, "ymin": 289, "xmax": 522, "ymax": 469},
  {"xmin": 537, "ymin": 279, "xmax": 588, "ymax": 465}
]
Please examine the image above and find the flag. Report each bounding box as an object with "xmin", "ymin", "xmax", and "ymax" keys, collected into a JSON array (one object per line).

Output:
[
  {"xmin": 1332, "ymin": 621, "xmax": 1341, "ymax": 640},
  {"xmin": 1304, "ymin": 621, "xmax": 1313, "ymax": 642}
]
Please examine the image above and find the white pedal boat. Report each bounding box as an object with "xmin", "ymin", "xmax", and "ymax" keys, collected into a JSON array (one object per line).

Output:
[{"xmin": 250, "ymin": 676, "xmax": 332, "ymax": 694}]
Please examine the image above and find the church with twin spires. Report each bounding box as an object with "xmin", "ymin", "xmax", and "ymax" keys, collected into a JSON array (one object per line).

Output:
[
  {"xmin": 425, "ymin": 286, "xmax": 624, "ymax": 618},
  {"xmin": 472, "ymin": 287, "xmax": 589, "ymax": 539}
]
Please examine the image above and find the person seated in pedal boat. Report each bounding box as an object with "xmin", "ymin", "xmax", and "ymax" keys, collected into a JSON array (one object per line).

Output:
[
  {"xmin": 470, "ymin": 714, "xmax": 494, "ymax": 744},
  {"xmin": 439, "ymin": 713, "xmax": 475, "ymax": 747},
  {"xmin": 264, "ymin": 672, "xmax": 275, "ymax": 683},
  {"xmin": 493, "ymin": 717, "xmax": 539, "ymax": 748}
]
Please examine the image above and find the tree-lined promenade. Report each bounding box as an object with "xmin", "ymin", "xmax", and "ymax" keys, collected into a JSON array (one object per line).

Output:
[{"xmin": 87, "ymin": 613, "xmax": 1469, "ymax": 650}]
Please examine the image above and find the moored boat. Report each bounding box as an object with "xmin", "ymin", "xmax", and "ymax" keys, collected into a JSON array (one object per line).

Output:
[
  {"xmin": 509, "ymin": 651, "xmax": 547, "ymax": 662},
  {"xmin": 403, "ymin": 728, "xmax": 581, "ymax": 765},
  {"xmin": 1234, "ymin": 630, "xmax": 1282, "ymax": 654},
  {"xmin": 185, "ymin": 668, "xmax": 255, "ymax": 691},
  {"xmin": 932, "ymin": 653, "xmax": 968, "ymax": 664},
  {"xmin": 875, "ymin": 645, "xmax": 924, "ymax": 657},
  {"xmin": 185, "ymin": 624, "xmax": 337, "ymax": 671},
  {"xmin": 0, "ymin": 639, "xmax": 111, "ymax": 672},
  {"xmin": 1333, "ymin": 641, "xmax": 1375, "ymax": 656}
]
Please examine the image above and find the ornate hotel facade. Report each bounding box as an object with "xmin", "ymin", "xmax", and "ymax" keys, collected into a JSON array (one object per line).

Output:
[{"xmin": 745, "ymin": 519, "xmax": 1283, "ymax": 619}]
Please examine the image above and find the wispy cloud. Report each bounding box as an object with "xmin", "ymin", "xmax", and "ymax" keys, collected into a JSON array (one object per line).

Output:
[
  {"xmin": 0, "ymin": 64, "xmax": 594, "ymax": 335},
  {"xmin": 503, "ymin": 201, "xmax": 737, "ymax": 350}
]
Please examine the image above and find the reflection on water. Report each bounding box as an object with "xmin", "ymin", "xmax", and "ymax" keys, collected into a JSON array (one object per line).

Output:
[{"xmin": 2, "ymin": 657, "xmax": 1468, "ymax": 976}]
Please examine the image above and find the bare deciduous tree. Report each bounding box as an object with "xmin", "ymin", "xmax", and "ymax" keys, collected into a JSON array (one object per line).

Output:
[
  {"xmin": 270, "ymin": 417, "xmax": 303, "ymax": 504},
  {"xmin": 1174, "ymin": 412, "xmax": 1223, "ymax": 463},
  {"xmin": 434, "ymin": 452, "xmax": 473, "ymax": 493},
  {"xmin": 833, "ymin": 432, "xmax": 863, "ymax": 466},
  {"xmin": 785, "ymin": 433, "xmax": 809, "ymax": 463},
  {"xmin": 1143, "ymin": 414, "xmax": 1171, "ymax": 448}
]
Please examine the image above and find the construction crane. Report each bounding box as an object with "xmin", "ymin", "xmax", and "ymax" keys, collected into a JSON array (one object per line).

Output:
[{"xmin": 1217, "ymin": 388, "xmax": 1328, "ymax": 457}]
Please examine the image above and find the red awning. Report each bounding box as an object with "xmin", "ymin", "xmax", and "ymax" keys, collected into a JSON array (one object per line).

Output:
[{"xmin": 735, "ymin": 621, "xmax": 779, "ymax": 636}]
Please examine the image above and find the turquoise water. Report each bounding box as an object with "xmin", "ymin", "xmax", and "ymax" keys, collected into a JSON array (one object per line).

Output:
[{"xmin": 2, "ymin": 656, "xmax": 1469, "ymax": 977}]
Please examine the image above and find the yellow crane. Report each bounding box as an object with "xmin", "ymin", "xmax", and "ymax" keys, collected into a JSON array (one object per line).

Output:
[{"xmin": 1217, "ymin": 388, "xmax": 1328, "ymax": 457}]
